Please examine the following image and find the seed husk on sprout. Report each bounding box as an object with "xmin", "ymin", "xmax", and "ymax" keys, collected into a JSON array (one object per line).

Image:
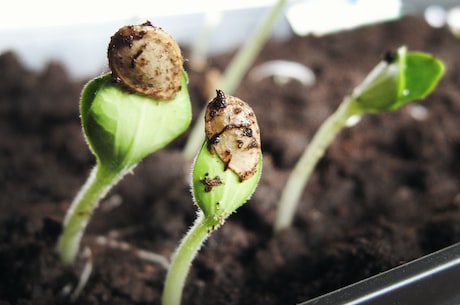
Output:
[{"xmin": 108, "ymin": 21, "xmax": 183, "ymax": 100}]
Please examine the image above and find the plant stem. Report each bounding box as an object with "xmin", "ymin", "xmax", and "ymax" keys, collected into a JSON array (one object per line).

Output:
[
  {"xmin": 162, "ymin": 212, "xmax": 211, "ymax": 305},
  {"xmin": 189, "ymin": 4, "xmax": 222, "ymax": 72},
  {"xmin": 274, "ymin": 96, "xmax": 362, "ymax": 233},
  {"xmin": 57, "ymin": 164, "xmax": 122, "ymax": 264},
  {"xmin": 182, "ymin": 0, "xmax": 287, "ymax": 160},
  {"xmin": 219, "ymin": 0, "xmax": 287, "ymax": 96}
]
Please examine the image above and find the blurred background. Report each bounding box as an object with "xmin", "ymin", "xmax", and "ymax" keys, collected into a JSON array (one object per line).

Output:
[{"xmin": 1, "ymin": 0, "xmax": 459, "ymax": 80}]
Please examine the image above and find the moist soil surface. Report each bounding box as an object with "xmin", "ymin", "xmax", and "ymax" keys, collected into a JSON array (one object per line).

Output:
[{"xmin": 1, "ymin": 16, "xmax": 459, "ymax": 305}]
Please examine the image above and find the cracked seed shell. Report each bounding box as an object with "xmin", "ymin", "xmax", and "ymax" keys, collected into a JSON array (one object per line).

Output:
[
  {"xmin": 205, "ymin": 90, "xmax": 261, "ymax": 181},
  {"xmin": 107, "ymin": 21, "xmax": 183, "ymax": 100}
]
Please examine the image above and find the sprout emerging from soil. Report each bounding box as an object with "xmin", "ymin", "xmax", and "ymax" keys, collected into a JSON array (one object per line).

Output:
[
  {"xmin": 57, "ymin": 22, "xmax": 192, "ymax": 265},
  {"xmin": 162, "ymin": 90, "xmax": 262, "ymax": 305},
  {"xmin": 274, "ymin": 46, "xmax": 445, "ymax": 233}
]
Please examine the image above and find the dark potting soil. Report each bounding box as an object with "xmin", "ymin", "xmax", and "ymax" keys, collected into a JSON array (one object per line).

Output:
[{"xmin": 1, "ymin": 16, "xmax": 459, "ymax": 305}]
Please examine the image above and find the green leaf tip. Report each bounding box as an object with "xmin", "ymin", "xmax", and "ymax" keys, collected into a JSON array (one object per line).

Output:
[
  {"xmin": 191, "ymin": 91, "xmax": 262, "ymax": 226},
  {"xmin": 399, "ymin": 50, "xmax": 445, "ymax": 105},
  {"xmin": 80, "ymin": 70, "xmax": 192, "ymax": 172},
  {"xmin": 351, "ymin": 46, "xmax": 445, "ymax": 113}
]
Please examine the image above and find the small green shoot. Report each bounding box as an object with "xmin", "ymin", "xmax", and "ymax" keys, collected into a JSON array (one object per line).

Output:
[
  {"xmin": 274, "ymin": 46, "xmax": 445, "ymax": 233},
  {"xmin": 162, "ymin": 91, "xmax": 262, "ymax": 305},
  {"xmin": 57, "ymin": 23, "xmax": 192, "ymax": 265}
]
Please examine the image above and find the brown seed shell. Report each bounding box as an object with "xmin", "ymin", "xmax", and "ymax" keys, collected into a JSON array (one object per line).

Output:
[
  {"xmin": 107, "ymin": 21, "xmax": 183, "ymax": 100},
  {"xmin": 205, "ymin": 90, "xmax": 261, "ymax": 181}
]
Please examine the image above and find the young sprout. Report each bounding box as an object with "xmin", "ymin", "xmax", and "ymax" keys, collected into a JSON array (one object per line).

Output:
[
  {"xmin": 162, "ymin": 90, "xmax": 262, "ymax": 305},
  {"xmin": 57, "ymin": 22, "xmax": 192, "ymax": 265},
  {"xmin": 274, "ymin": 46, "xmax": 445, "ymax": 233}
]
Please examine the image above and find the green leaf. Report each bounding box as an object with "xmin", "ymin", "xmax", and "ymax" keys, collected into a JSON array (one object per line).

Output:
[
  {"xmin": 81, "ymin": 71, "xmax": 192, "ymax": 172},
  {"xmin": 191, "ymin": 141, "xmax": 262, "ymax": 226},
  {"xmin": 396, "ymin": 51, "xmax": 445, "ymax": 107},
  {"xmin": 351, "ymin": 46, "xmax": 445, "ymax": 113}
]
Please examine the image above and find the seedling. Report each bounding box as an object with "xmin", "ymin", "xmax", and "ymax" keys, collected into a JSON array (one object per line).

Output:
[
  {"xmin": 57, "ymin": 22, "xmax": 192, "ymax": 265},
  {"xmin": 274, "ymin": 46, "xmax": 445, "ymax": 233},
  {"xmin": 162, "ymin": 90, "xmax": 262, "ymax": 305}
]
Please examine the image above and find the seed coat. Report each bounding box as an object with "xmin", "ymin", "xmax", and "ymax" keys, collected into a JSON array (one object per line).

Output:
[
  {"xmin": 205, "ymin": 90, "xmax": 261, "ymax": 181},
  {"xmin": 107, "ymin": 21, "xmax": 183, "ymax": 100}
]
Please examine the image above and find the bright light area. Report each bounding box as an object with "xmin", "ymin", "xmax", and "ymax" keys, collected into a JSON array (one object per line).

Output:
[
  {"xmin": 2, "ymin": 0, "xmax": 457, "ymax": 79},
  {"xmin": 286, "ymin": 0, "xmax": 402, "ymax": 36},
  {"xmin": 0, "ymin": 0, "xmax": 284, "ymax": 79},
  {"xmin": 0, "ymin": 0, "xmax": 276, "ymax": 30},
  {"xmin": 424, "ymin": 5, "xmax": 447, "ymax": 27},
  {"xmin": 423, "ymin": 4, "xmax": 460, "ymax": 37},
  {"xmin": 447, "ymin": 6, "xmax": 460, "ymax": 37}
]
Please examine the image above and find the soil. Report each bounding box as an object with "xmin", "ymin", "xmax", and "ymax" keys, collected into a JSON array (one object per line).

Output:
[{"xmin": 1, "ymin": 16, "xmax": 459, "ymax": 305}]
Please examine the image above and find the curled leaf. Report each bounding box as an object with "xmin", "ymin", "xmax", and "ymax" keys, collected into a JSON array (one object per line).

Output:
[
  {"xmin": 352, "ymin": 46, "xmax": 444, "ymax": 113},
  {"xmin": 192, "ymin": 142, "xmax": 262, "ymax": 224},
  {"xmin": 81, "ymin": 71, "xmax": 191, "ymax": 172},
  {"xmin": 192, "ymin": 91, "xmax": 262, "ymax": 225}
]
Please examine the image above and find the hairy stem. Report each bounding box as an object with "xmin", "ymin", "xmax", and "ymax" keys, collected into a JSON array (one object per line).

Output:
[
  {"xmin": 57, "ymin": 164, "xmax": 122, "ymax": 264},
  {"xmin": 274, "ymin": 96, "xmax": 362, "ymax": 233},
  {"xmin": 162, "ymin": 212, "xmax": 211, "ymax": 305}
]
